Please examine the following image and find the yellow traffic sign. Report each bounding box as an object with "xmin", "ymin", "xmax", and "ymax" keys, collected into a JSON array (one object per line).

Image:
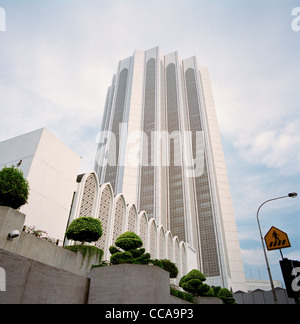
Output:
[{"xmin": 264, "ymin": 226, "xmax": 291, "ymax": 251}]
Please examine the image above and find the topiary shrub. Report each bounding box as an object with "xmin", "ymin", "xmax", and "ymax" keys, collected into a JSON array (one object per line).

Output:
[
  {"xmin": 65, "ymin": 217, "xmax": 103, "ymax": 244},
  {"xmin": 65, "ymin": 217, "xmax": 104, "ymax": 268},
  {"xmin": 115, "ymin": 231, "xmax": 143, "ymax": 250},
  {"xmin": 110, "ymin": 251, "xmax": 134, "ymax": 265},
  {"xmin": 217, "ymin": 288, "xmax": 236, "ymax": 304},
  {"xmin": 109, "ymin": 231, "xmax": 151, "ymax": 265},
  {"xmin": 179, "ymin": 269, "xmax": 210, "ymax": 297},
  {"xmin": 159, "ymin": 259, "xmax": 179, "ymax": 279},
  {"xmin": 0, "ymin": 166, "xmax": 29, "ymax": 209}
]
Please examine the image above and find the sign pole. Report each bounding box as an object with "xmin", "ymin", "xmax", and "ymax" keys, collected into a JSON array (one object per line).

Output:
[
  {"xmin": 279, "ymin": 249, "xmax": 284, "ymax": 261},
  {"xmin": 257, "ymin": 209, "xmax": 278, "ymax": 304},
  {"xmin": 256, "ymin": 193, "xmax": 297, "ymax": 304}
]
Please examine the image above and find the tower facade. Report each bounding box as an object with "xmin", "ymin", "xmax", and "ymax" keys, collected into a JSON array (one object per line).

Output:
[{"xmin": 95, "ymin": 47, "xmax": 246, "ymax": 291}]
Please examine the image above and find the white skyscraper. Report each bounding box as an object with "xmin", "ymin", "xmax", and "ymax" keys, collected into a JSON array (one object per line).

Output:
[{"xmin": 95, "ymin": 47, "xmax": 247, "ymax": 292}]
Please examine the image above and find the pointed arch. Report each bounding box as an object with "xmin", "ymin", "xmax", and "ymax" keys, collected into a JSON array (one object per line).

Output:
[
  {"xmin": 148, "ymin": 218, "xmax": 157, "ymax": 259},
  {"xmin": 138, "ymin": 212, "xmax": 148, "ymax": 250},
  {"xmin": 180, "ymin": 241, "xmax": 188, "ymax": 278},
  {"xmin": 165, "ymin": 231, "xmax": 173, "ymax": 261},
  {"xmin": 95, "ymin": 183, "xmax": 113, "ymax": 258},
  {"xmin": 158, "ymin": 225, "xmax": 166, "ymax": 259},
  {"xmin": 111, "ymin": 194, "xmax": 126, "ymax": 246},
  {"xmin": 77, "ymin": 172, "xmax": 99, "ymax": 218},
  {"xmin": 173, "ymin": 236, "xmax": 180, "ymax": 270},
  {"xmin": 126, "ymin": 204, "xmax": 138, "ymax": 232}
]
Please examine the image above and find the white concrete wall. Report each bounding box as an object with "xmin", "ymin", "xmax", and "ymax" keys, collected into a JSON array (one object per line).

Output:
[
  {"xmin": 0, "ymin": 128, "xmax": 42, "ymax": 177},
  {"xmin": 0, "ymin": 128, "xmax": 81, "ymax": 240}
]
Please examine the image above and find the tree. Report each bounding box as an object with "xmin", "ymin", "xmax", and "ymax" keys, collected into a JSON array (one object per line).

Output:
[
  {"xmin": 159, "ymin": 259, "xmax": 179, "ymax": 279},
  {"xmin": 65, "ymin": 217, "xmax": 104, "ymax": 267},
  {"xmin": 179, "ymin": 269, "xmax": 210, "ymax": 297},
  {"xmin": 217, "ymin": 288, "xmax": 236, "ymax": 304},
  {"xmin": 115, "ymin": 231, "xmax": 143, "ymax": 250},
  {"xmin": 109, "ymin": 232, "xmax": 179, "ymax": 279},
  {"xmin": 0, "ymin": 166, "xmax": 29, "ymax": 209},
  {"xmin": 65, "ymin": 217, "xmax": 103, "ymax": 244},
  {"xmin": 109, "ymin": 231, "xmax": 151, "ymax": 265}
]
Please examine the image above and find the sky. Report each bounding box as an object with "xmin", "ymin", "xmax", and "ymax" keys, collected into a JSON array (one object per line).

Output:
[{"xmin": 0, "ymin": 0, "xmax": 300, "ymax": 284}]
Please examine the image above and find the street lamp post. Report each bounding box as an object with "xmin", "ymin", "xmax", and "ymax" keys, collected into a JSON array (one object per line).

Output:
[{"xmin": 256, "ymin": 192, "xmax": 298, "ymax": 305}]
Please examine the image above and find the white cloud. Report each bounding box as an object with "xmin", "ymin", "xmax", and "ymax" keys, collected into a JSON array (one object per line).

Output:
[
  {"xmin": 215, "ymin": 69, "xmax": 300, "ymax": 175},
  {"xmin": 241, "ymin": 248, "xmax": 265, "ymax": 266},
  {"xmin": 241, "ymin": 248, "xmax": 300, "ymax": 267},
  {"xmin": 238, "ymin": 120, "xmax": 300, "ymax": 174}
]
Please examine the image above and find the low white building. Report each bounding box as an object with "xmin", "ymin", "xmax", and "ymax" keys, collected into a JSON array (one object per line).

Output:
[
  {"xmin": 246, "ymin": 279, "xmax": 283, "ymax": 292},
  {"xmin": 0, "ymin": 128, "xmax": 81, "ymax": 240}
]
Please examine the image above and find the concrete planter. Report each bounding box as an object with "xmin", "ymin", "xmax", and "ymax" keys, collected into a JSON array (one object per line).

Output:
[
  {"xmin": 0, "ymin": 206, "xmax": 25, "ymax": 253},
  {"xmin": 88, "ymin": 264, "xmax": 171, "ymax": 304},
  {"xmin": 194, "ymin": 296, "xmax": 223, "ymax": 305}
]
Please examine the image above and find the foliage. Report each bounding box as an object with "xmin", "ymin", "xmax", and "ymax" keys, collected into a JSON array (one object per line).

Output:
[
  {"xmin": 90, "ymin": 261, "xmax": 110, "ymax": 270},
  {"xmin": 179, "ymin": 269, "xmax": 237, "ymax": 303},
  {"xmin": 212, "ymin": 286, "xmax": 222, "ymax": 297},
  {"xmin": 115, "ymin": 231, "xmax": 143, "ymax": 250},
  {"xmin": 65, "ymin": 217, "xmax": 104, "ymax": 268},
  {"xmin": 24, "ymin": 225, "xmax": 58, "ymax": 245},
  {"xmin": 217, "ymin": 288, "xmax": 236, "ymax": 304},
  {"xmin": 109, "ymin": 232, "xmax": 179, "ymax": 279},
  {"xmin": 65, "ymin": 244, "xmax": 104, "ymax": 268},
  {"xmin": 150, "ymin": 259, "xmax": 163, "ymax": 268},
  {"xmin": 65, "ymin": 217, "xmax": 103, "ymax": 244},
  {"xmin": 150, "ymin": 259, "xmax": 179, "ymax": 279},
  {"xmin": 109, "ymin": 232, "xmax": 151, "ymax": 265},
  {"xmin": 0, "ymin": 166, "xmax": 29, "ymax": 209},
  {"xmin": 179, "ymin": 269, "xmax": 210, "ymax": 297},
  {"xmin": 170, "ymin": 286, "xmax": 194, "ymax": 303},
  {"xmin": 110, "ymin": 251, "xmax": 133, "ymax": 264}
]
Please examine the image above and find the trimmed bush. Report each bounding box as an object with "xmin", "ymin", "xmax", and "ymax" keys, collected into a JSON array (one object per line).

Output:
[
  {"xmin": 109, "ymin": 232, "xmax": 179, "ymax": 278},
  {"xmin": 109, "ymin": 231, "xmax": 150, "ymax": 265},
  {"xmin": 0, "ymin": 166, "xmax": 29, "ymax": 209},
  {"xmin": 149, "ymin": 259, "xmax": 179, "ymax": 278},
  {"xmin": 179, "ymin": 269, "xmax": 210, "ymax": 297},
  {"xmin": 115, "ymin": 231, "xmax": 143, "ymax": 250},
  {"xmin": 160, "ymin": 259, "xmax": 179, "ymax": 279},
  {"xmin": 110, "ymin": 251, "xmax": 133, "ymax": 265},
  {"xmin": 217, "ymin": 288, "xmax": 236, "ymax": 304},
  {"xmin": 65, "ymin": 217, "xmax": 104, "ymax": 268},
  {"xmin": 65, "ymin": 217, "xmax": 103, "ymax": 244}
]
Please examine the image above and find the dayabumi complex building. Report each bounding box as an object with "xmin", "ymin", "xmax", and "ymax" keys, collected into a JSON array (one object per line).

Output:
[{"xmin": 94, "ymin": 47, "xmax": 247, "ymax": 292}]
